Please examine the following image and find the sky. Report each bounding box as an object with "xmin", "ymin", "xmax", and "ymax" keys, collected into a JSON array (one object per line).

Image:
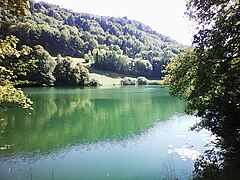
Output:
[{"xmin": 35, "ymin": 0, "xmax": 195, "ymax": 45}]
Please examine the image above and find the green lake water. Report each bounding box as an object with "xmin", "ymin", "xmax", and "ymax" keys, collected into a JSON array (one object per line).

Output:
[{"xmin": 0, "ymin": 86, "xmax": 211, "ymax": 179}]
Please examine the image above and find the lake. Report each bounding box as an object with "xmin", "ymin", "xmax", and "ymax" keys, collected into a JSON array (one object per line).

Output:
[{"xmin": 0, "ymin": 86, "xmax": 211, "ymax": 179}]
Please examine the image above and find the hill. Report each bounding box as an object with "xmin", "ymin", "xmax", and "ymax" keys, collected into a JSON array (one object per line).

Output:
[{"xmin": 0, "ymin": 0, "xmax": 186, "ymax": 79}]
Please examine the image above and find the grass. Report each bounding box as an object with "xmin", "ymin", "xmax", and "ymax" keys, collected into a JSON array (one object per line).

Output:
[{"xmin": 60, "ymin": 57, "xmax": 162, "ymax": 86}]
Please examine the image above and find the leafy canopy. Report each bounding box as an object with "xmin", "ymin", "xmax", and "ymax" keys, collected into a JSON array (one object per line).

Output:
[
  {"xmin": 165, "ymin": 0, "xmax": 240, "ymax": 178},
  {"xmin": 0, "ymin": 0, "xmax": 29, "ymax": 16},
  {"xmin": 0, "ymin": 36, "xmax": 32, "ymax": 109},
  {"xmin": 0, "ymin": 0, "xmax": 185, "ymax": 78},
  {"xmin": 0, "ymin": 0, "xmax": 32, "ymax": 109}
]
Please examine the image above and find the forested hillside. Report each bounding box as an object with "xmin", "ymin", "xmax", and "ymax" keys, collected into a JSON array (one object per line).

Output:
[{"xmin": 0, "ymin": 0, "xmax": 185, "ymax": 79}]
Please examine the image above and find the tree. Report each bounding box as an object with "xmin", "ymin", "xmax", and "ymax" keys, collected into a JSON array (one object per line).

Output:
[
  {"xmin": 1, "ymin": 0, "xmax": 185, "ymax": 78},
  {"xmin": 27, "ymin": 45, "xmax": 56, "ymax": 86},
  {"xmin": 54, "ymin": 56, "xmax": 90, "ymax": 86},
  {"xmin": 0, "ymin": 0, "xmax": 33, "ymax": 109},
  {"xmin": 0, "ymin": 36, "xmax": 32, "ymax": 109},
  {"xmin": 165, "ymin": 0, "xmax": 240, "ymax": 178}
]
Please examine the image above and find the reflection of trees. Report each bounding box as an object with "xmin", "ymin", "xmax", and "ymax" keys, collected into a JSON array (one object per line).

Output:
[{"xmin": 0, "ymin": 87, "xmax": 185, "ymax": 156}]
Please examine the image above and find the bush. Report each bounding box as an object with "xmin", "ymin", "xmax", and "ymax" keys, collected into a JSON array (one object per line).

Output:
[
  {"xmin": 137, "ymin": 76, "xmax": 149, "ymax": 85},
  {"xmin": 84, "ymin": 78, "xmax": 100, "ymax": 86},
  {"xmin": 121, "ymin": 77, "xmax": 137, "ymax": 85},
  {"xmin": 121, "ymin": 76, "xmax": 152, "ymax": 86},
  {"xmin": 54, "ymin": 56, "xmax": 90, "ymax": 86}
]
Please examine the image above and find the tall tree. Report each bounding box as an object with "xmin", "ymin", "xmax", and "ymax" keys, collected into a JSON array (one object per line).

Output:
[
  {"xmin": 165, "ymin": 0, "xmax": 240, "ymax": 179},
  {"xmin": 0, "ymin": 0, "xmax": 32, "ymax": 109}
]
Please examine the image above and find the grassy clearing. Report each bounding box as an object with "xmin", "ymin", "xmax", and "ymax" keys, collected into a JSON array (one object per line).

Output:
[
  {"xmin": 71, "ymin": 57, "xmax": 91, "ymax": 67},
  {"xmin": 90, "ymin": 73, "xmax": 122, "ymax": 86},
  {"xmin": 68, "ymin": 57, "xmax": 161, "ymax": 86},
  {"xmin": 70, "ymin": 58, "xmax": 124, "ymax": 86}
]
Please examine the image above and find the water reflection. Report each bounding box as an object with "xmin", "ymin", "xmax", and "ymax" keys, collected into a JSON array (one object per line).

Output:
[
  {"xmin": 0, "ymin": 87, "xmax": 212, "ymax": 179},
  {"xmin": 0, "ymin": 86, "xmax": 185, "ymax": 156},
  {"xmin": 0, "ymin": 114, "xmax": 209, "ymax": 180},
  {"xmin": 0, "ymin": 87, "xmax": 184, "ymax": 155}
]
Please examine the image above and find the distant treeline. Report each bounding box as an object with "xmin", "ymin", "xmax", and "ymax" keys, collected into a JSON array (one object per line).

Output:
[{"xmin": 0, "ymin": 0, "xmax": 185, "ymax": 79}]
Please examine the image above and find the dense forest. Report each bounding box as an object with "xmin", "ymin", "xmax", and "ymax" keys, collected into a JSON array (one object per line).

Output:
[{"xmin": 0, "ymin": 0, "xmax": 185, "ymax": 80}]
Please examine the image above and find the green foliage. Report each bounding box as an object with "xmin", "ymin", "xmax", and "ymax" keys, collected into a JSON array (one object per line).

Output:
[
  {"xmin": 27, "ymin": 45, "xmax": 56, "ymax": 86},
  {"xmin": 93, "ymin": 48, "xmax": 156, "ymax": 77},
  {"xmin": 164, "ymin": 49, "xmax": 197, "ymax": 101},
  {"xmin": 130, "ymin": 59, "xmax": 153, "ymax": 77},
  {"xmin": 165, "ymin": 0, "xmax": 240, "ymax": 178},
  {"xmin": 54, "ymin": 56, "xmax": 90, "ymax": 86},
  {"xmin": 1, "ymin": 44, "xmax": 36, "ymax": 85},
  {"xmin": 0, "ymin": 0, "xmax": 33, "ymax": 109},
  {"xmin": 121, "ymin": 77, "xmax": 149, "ymax": 86},
  {"xmin": 0, "ymin": 40, "xmax": 56, "ymax": 87},
  {"xmin": 93, "ymin": 49, "xmax": 126, "ymax": 72},
  {"xmin": 137, "ymin": 77, "xmax": 149, "ymax": 85},
  {"xmin": 0, "ymin": 0, "xmax": 29, "ymax": 16},
  {"xmin": 0, "ymin": 36, "xmax": 32, "ymax": 109},
  {"xmin": 0, "ymin": 78, "xmax": 32, "ymax": 109},
  {"xmin": 1, "ymin": 40, "xmax": 92, "ymax": 88},
  {"xmin": 0, "ymin": 1, "xmax": 185, "ymax": 78},
  {"xmin": 0, "ymin": 35, "xmax": 19, "ymax": 58},
  {"xmin": 121, "ymin": 77, "xmax": 137, "ymax": 86}
]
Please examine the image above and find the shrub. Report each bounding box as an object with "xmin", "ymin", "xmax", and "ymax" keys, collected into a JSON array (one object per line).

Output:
[
  {"xmin": 121, "ymin": 77, "xmax": 137, "ymax": 85},
  {"xmin": 84, "ymin": 78, "xmax": 100, "ymax": 86},
  {"xmin": 137, "ymin": 76, "xmax": 149, "ymax": 85}
]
